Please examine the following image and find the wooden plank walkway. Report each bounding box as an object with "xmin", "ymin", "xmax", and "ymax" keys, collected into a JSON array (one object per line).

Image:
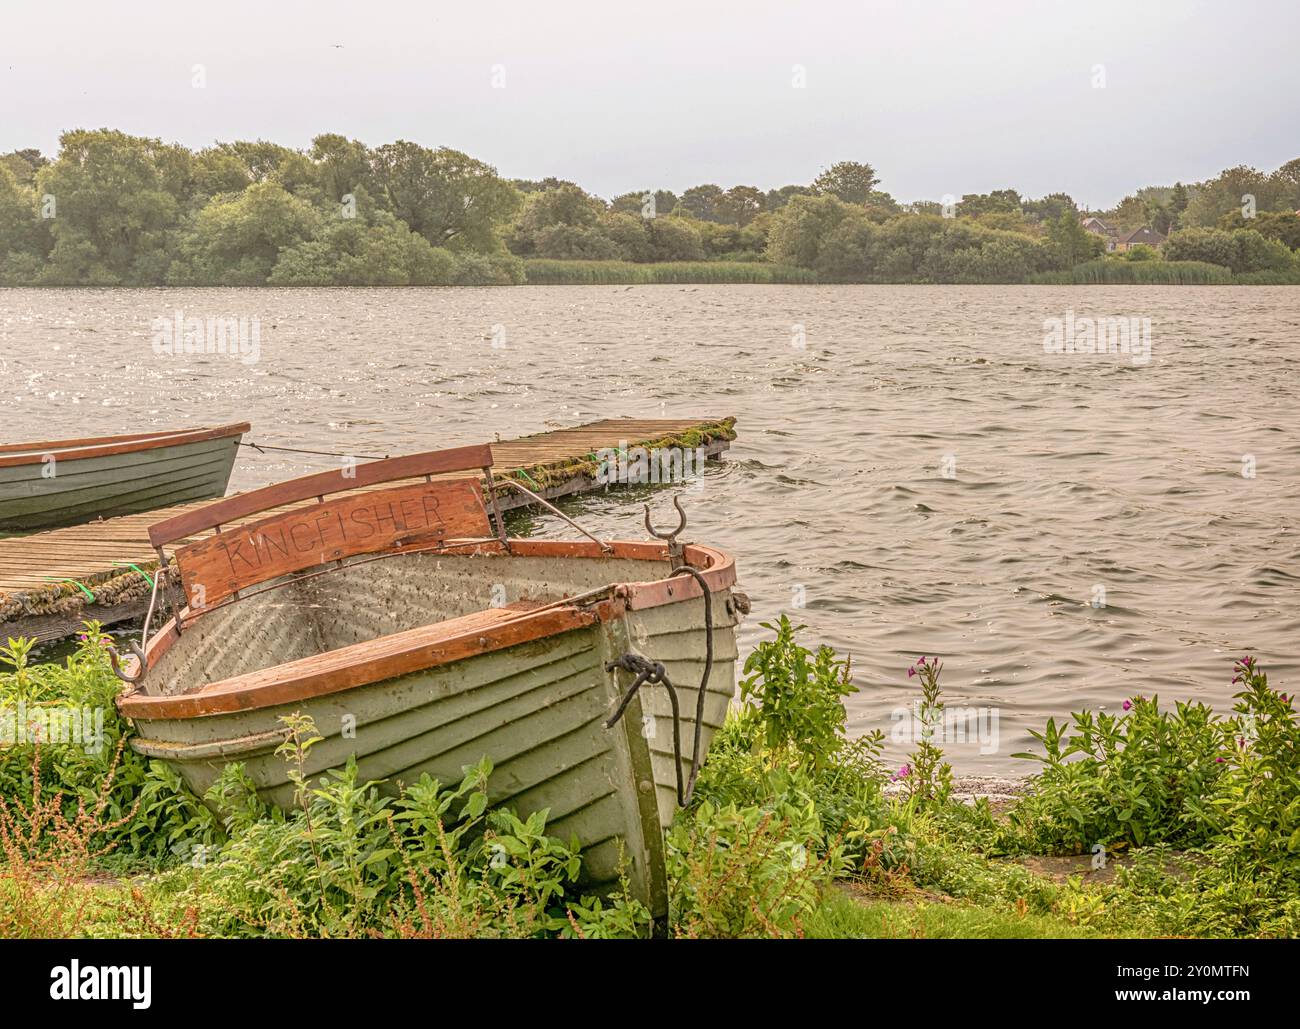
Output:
[{"xmin": 0, "ymin": 416, "xmax": 735, "ymax": 643}]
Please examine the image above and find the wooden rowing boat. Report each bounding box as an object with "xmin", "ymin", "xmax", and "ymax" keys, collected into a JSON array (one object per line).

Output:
[
  {"xmin": 0, "ymin": 424, "xmax": 250, "ymax": 533},
  {"xmin": 114, "ymin": 444, "xmax": 742, "ymax": 916}
]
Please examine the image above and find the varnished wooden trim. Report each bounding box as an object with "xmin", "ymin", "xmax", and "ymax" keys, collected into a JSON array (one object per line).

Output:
[
  {"xmin": 117, "ymin": 604, "xmax": 611, "ymax": 719},
  {"xmin": 0, "ymin": 423, "xmax": 250, "ymax": 468}
]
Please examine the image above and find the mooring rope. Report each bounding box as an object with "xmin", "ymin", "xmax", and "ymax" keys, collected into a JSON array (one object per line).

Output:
[
  {"xmin": 240, "ymin": 441, "xmax": 391, "ymax": 461},
  {"xmin": 603, "ymin": 564, "xmax": 714, "ymax": 807}
]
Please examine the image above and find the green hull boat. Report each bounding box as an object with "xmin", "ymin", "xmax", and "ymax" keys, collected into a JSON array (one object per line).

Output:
[
  {"xmin": 0, "ymin": 423, "xmax": 249, "ymax": 532},
  {"xmin": 115, "ymin": 443, "xmax": 742, "ymax": 917}
]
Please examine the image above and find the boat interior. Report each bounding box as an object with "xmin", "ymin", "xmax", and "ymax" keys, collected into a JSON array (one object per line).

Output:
[
  {"xmin": 129, "ymin": 443, "xmax": 727, "ymax": 701},
  {"xmin": 141, "ymin": 544, "xmax": 702, "ymax": 697}
]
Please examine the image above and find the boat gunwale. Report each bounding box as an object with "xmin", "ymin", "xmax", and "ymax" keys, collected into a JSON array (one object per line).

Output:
[
  {"xmin": 0, "ymin": 423, "xmax": 251, "ymax": 468},
  {"xmin": 115, "ymin": 538, "xmax": 736, "ymax": 721}
]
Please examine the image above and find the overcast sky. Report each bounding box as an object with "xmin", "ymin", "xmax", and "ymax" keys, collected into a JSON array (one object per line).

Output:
[{"xmin": 2, "ymin": 0, "xmax": 1297, "ymax": 207}]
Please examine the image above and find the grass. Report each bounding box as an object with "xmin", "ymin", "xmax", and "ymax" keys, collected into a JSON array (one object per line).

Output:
[
  {"xmin": 804, "ymin": 888, "xmax": 1103, "ymax": 939},
  {"xmin": 0, "ymin": 874, "xmax": 200, "ymax": 939},
  {"xmin": 523, "ymin": 259, "xmax": 817, "ymax": 285},
  {"xmin": 0, "ymin": 857, "xmax": 1099, "ymax": 940}
]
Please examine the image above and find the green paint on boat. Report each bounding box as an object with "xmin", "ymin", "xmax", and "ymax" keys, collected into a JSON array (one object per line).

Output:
[{"xmin": 0, "ymin": 429, "xmax": 246, "ymax": 532}]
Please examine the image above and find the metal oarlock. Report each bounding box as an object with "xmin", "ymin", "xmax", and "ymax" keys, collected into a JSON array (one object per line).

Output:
[{"xmin": 107, "ymin": 639, "xmax": 147, "ymax": 685}]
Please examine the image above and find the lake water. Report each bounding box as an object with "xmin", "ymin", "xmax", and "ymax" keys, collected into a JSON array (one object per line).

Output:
[{"xmin": 2, "ymin": 285, "xmax": 1298, "ymax": 772}]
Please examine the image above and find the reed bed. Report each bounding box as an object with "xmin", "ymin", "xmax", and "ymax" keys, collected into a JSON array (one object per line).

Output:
[
  {"xmin": 1231, "ymin": 267, "xmax": 1300, "ymax": 285},
  {"xmin": 523, "ymin": 260, "xmax": 817, "ymax": 285},
  {"xmin": 1031, "ymin": 259, "xmax": 1234, "ymax": 285}
]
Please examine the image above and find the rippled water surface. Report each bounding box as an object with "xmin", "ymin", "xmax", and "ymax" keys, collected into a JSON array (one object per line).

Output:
[{"xmin": 2, "ymin": 285, "xmax": 1298, "ymax": 771}]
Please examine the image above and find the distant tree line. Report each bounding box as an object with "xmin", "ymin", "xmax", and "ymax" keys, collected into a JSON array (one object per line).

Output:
[
  {"xmin": 1, "ymin": 132, "xmax": 1298, "ymax": 285},
  {"xmin": 0, "ymin": 130, "xmax": 524, "ymax": 286}
]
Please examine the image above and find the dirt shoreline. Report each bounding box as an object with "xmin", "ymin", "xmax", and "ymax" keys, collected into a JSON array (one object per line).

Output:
[{"xmin": 885, "ymin": 775, "xmax": 1029, "ymax": 811}]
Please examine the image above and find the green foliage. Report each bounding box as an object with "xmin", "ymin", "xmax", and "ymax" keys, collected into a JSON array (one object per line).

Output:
[
  {"xmin": 674, "ymin": 184, "xmax": 728, "ymax": 222},
  {"xmin": 723, "ymin": 185, "xmax": 766, "ymax": 226},
  {"xmin": 508, "ymin": 184, "xmax": 606, "ymax": 256},
  {"xmin": 0, "ymin": 129, "xmax": 523, "ymax": 286},
  {"xmin": 668, "ymin": 183, "xmax": 771, "ymax": 226},
  {"xmin": 0, "ymin": 164, "xmax": 50, "ymax": 281},
  {"xmin": 998, "ymin": 656, "xmax": 1300, "ymax": 936},
  {"xmin": 268, "ymin": 210, "xmax": 458, "ymax": 286},
  {"xmin": 1180, "ymin": 164, "xmax": 1296, "ymax": 227},
  {"xmin": 1022, "ymin": 192, "xmax": 1079, "ymax": 224},
  {"xmin": 1045, "ymin": 210, "xmax": 1105, "ymax": 267},
  {"xmin": 3, "ymin": 133, "xmax": 1297, "ymax": 285},
  {"xmin": 530, "ymin": 223, "xmax": 627, "ymax": 261},
  {"xmin": 1217, "ymin": 210, "xmax": 1300, "ymax": 250},
  {"xmin": 0, "ymin": 626, "xmax": 220, "ymax": 866},
  {"xmin": 1212, "ymin": 657, "xmax": 1300, "ymax": 879},
  {"xmin": 1231, "ymin": 266, "xmax": 1300, "ymax": 284},
  {"xmin": 804, "ymin": 887, "xmax": 1099, "ymax": 939},
  {"xmin": 308, "ymin": 133, "xmax": 373, "ymax": 203},
  {"xmin": 1120, "ymin": 243, "xmax": 1159, "ymax": 261},
  {"xmin": 812, "ymin": 161, "xmax": 880, "ymax": 205},
  {"xmin": 667, "ymin": 797, "xmax": 841, "ymax": 937},
  {"xmin": 506, "ymin": 183, "xmax": 769, "ymax": 263},
  {"xmin": 33, "ymin": 129, "xmax": 186, "ymax": 284},
  {"xmin": 904, "ymin": 820, "xmax": 1061, "ymax": 913},
  {"xmin": 643, "ymin": 215, "xmax": 706, "ymax": 261},
  {"xmin": 599, "ymin": 212, "xmax": 655, "ymax": 261},
  {"xmin": 899, "ymin": 656, "xmax": 952, "ymax": 809},
  {"xmin": 609, "ymin": 189, "xmax": 678, "ymax": 217},
  {"xmin": 370, "ymin": 141, "xmax": 520, "ymax": 251},
  {"xmin": 1005, "ymin": 695, "xmax": 1229, "ymax": 853},
  {"xmin": 812, "ymin": 215, "xmax": 878, "ymax": 281},
  {"xmin": 0, "ymin": 148, "xmax": 47, "ymax": 186},
  {"xmin": 739, "ymin": 615, "xmax": 856, "ymax": 767},
  {"xmin": 171, "ymin": 180, "xmax": 323, "ymax": 285},
  {"xmin": 690, "ymin": 707, "xmax": 885, "ymax": 852},
  {"xmin": 449, "ymin": 250, "xmax": 526, "ymax": 285},
  {"xmin": 765, "ymin": 194, "xmax": 860, "ymax": 268},
  {"xmin": 957, "ymin": 189, "xmax": 1023, "ymax": 219},
  {"xmin": 1163, "ymin": 226, "xmax": 1296, "ymax": 274},
  {"xmin": 771, "ymin": 206, "xmax": 1060, "ymax": 283},
  {"xmin": 668, "ymin": 620, "xmax": 886, "ymax": 936},
  {"xmin": 180, "ymin": 740, "xmax": 649, "ymax": 938}
]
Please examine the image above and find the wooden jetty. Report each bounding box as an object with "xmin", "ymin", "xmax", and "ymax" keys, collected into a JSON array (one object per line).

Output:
[{"xmin": 0, "ymin": 417, "xmax": 736, "ymax": 643}]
